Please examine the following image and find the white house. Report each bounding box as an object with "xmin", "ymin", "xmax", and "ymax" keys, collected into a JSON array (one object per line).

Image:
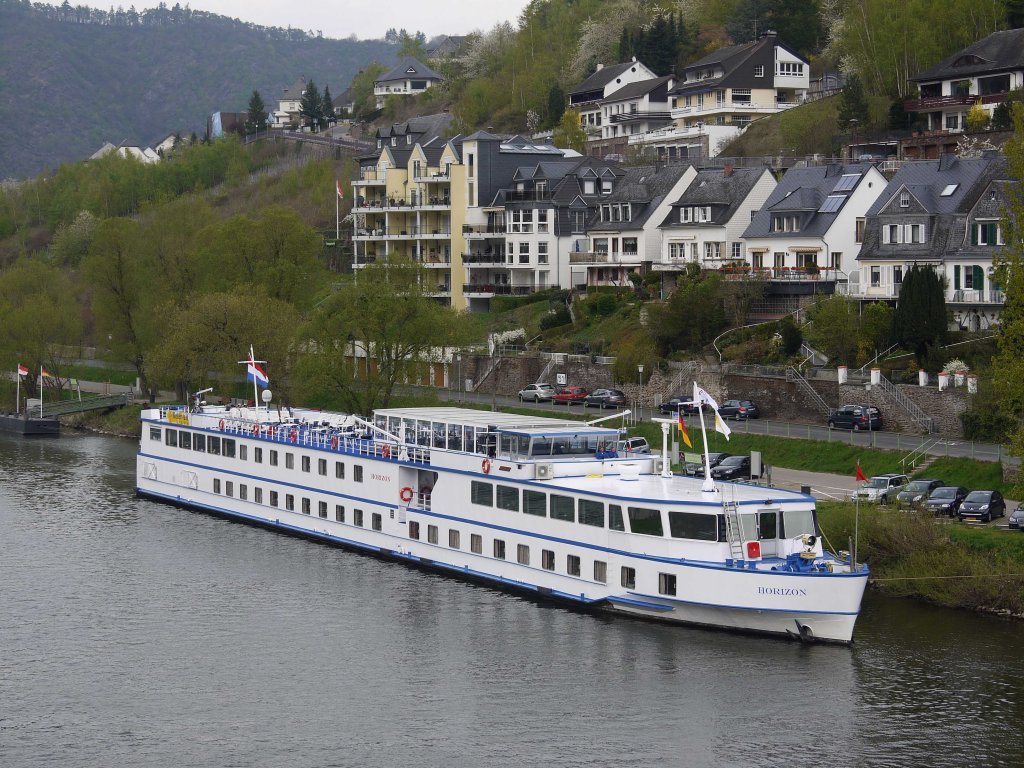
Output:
[{"xmin": 374, "ymin": 58, "xmax": 443, "ymax": 108}]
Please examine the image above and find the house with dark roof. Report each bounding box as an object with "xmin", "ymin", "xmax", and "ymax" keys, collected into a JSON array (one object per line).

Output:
[
  {"xmin": 905, "ymin": 29, "xmax": 1024, "ymax": 136},
  {"xmin": 741, "ymin": 163, "xmax": 886, "ymax": 309},
  {"xmin": 576, "ymin": 164, "xmax": 697, "ymax": 288},
  {"xmin": 272, "ymin": 78, "xmax": 308, "ymax": 128},
  {"xmin": 590, "ymin": 76, "xmax": 675, "ymax": 159},
  {"xmin": 568, "ymin": 58, "xmax": 659, "ymax": 140},
  {"xmin": 374, "ymin": 57, "xmax": 443, "ymax": 108},
  {"xmin": 851, "ymin": 152, "xmax": 1009, "ymax": 330},
  {"xmin": 656, "ymin": 166, "xmax": 777, "ymax": 282},
  {"xmin": 628, "ymin": 31, "xmax": 809, "ymax": 163}
]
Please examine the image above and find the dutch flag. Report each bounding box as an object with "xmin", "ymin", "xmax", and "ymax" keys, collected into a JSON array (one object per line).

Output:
[{"xmin": 247, "ymin": 360, "xmax": 269, "ymax": 387}]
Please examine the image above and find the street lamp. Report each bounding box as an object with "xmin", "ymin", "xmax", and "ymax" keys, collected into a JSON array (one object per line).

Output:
[
  {"xmin": 637, "ymin": 364, "xmax": 644, "ymax": 421},
  {"xmin": 865, "ymin": 383, "xmax": 874, "ymax": 447}
]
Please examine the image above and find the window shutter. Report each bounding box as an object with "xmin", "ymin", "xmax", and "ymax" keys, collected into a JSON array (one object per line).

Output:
[
  {"xmin": 971, "ymin": 225, "xmax": 978, "ymax": 245},
  {"xmin": 973, "ymin": 265, "xmax": 984, "ymax": 290},
  {"xmin": 987, "ymin": 223, "xmax": 997, "ymax": 245},
  {"xmin": 953, "ymin": 265, "xmax": 960, "ymax": 290}
]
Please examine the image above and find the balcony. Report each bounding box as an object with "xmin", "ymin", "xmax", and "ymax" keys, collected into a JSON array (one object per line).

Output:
[
  {"xmin": 501, "ymin": 189, "xmax": 554, "ymax": 203},
  {"xmin": 413, "ymin": 171, "xmax": 451, "ymax": 183},
  {"xmin": 419, "ymin": 253, "xmax": 452, "ymax": 267},
  {"xmin": 608, "ymin": 110, "xmax": 671, "ymax": 124},
  {"xmin": 569, "ymin": 252, "xmax": 609, "ymax": 264},
  {"xmin": 352, "ymin": 194, "xmax": 450, "ymax": 211},
  {"xmin": 353, "ymin": 173, "xmax": 385, "ymax": 186},
  {"xmin": 462, "ymin": 284, "xmax": 544, "ymax": 297},
  {"xmin": 719, "ymin": 266, "xmax": 841, "ymax": 282},
  {"xmin": 463, "ymin": 224, "xmax": 507, "ymax": 238},
  {"xmin": 354, "ymin": 227, "xmax": 453, "ymax": 240},
  {"xmin": 949, "ymin": 289, "xmax": 1005, "ymax": 305},
  {"xmin": 463, "ymin": 252, "xmax": 506, "ymax": 265},
  {"xmin": 904, "ymin": 92, "xmax": 1005, "ymax": 112}
]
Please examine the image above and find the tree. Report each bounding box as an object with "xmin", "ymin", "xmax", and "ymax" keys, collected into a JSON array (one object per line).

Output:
[
  {"xmin": 397, "ymin": 30, "xmax": 429, "ymax": 60},
  {"xmin": 320, "ymin": 85, "xmax": 334, "ymax": 128},
  {"xmin": 778, "ymin": 315, "xmax": 803, "ymax": 356},
  {"xmin": 838, "ymin": 75, "xmax": 870, "ymax": 129},
  {"xmin": 805, "ymin": 295, "xmax": 861, "ymax": 364},
  {"xmin": 648, "ymin": 265, "xmax": 726, "ymax": 354},
  {"xmin": 965, "ymin": 99, "xmax": 991, "ymax": 132},
  {"xmin": 892, "ymin": 265, "xmax": 947, "ymax": 364},
  {"xmin": 727, "ymin": 0, "xmax": 823, "ymax": 56},
  {"xmin": 245, "ymin": 90, "xmax": 267, "ymax": 134},
  {"xmin": 553, "ymin": 108, "xmax": 587, "ymax": 154},
  {"xmin": 348, "ymin": 63, "xmax": 388, "ymax": 118},
  {"xmin": 300, "ymin": 78, "xmax": 322, "ymax": 129},
  {"xmin": 859, "ymin": 300, "xmax": 893, "ymax": 356},
  {"xmin": 546, "ymin": 84, "xmax": 566, "ymax": 128}
]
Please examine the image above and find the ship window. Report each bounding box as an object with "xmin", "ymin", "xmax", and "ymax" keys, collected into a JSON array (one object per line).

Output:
[
  {"xmin": 318, "ymin": 501, "xmax": 327, "ymax": 518},
  {"xmin": 517, "ymin": 544, "xmax": 530, "ymax": 565},
  {"xmin": 335, "ymin": 504, "xmax": 345, "ymax": 522},
  {"xmin": 270, "ymin": 450, "xmax": 278, "ymax": 466},
  {"xmin": 621, "ymin": 566, "xmax": 636, "ymax": 589},
  {"xmin": 223, "ymin": 439, "xmax": 236, "ymax": 458},
  {"xmin": 150, "ymin": 427, "xmax": 161, "ymax": 441},
  {"xmin": 542, "ymin": 550, "xmax": 555, "ymax": 570},
  {"xmin": 628, "ymin": 507, "xmax": 664, "ymax": 536},
  {"xmin": 494, "ymin": 539, "xmax": 506, "ymax": 559},
  {"xmin": 255, "ymin": 447, "xmax": 263, "ymax": 463},
  {"xmin": 286, "ymin": 494, "xmax": 294, "ymax": 511},
  {"xmin": 301, "ymin": 497, "xmax": 310, "ymax": 514},
  {"xmin": 428, "ymin": 524, "xmax": 438, "ymax": 544},
  {"xmin": 373, "ymin": 513, "xmax": 382, "ymax": 531},
  {"xmin": 225, "ymin": 481, "xmax": 233, "ymax": 497},
  {"xmin": 270, "ymin": 491, "xmax": 278, "ymax": 507},
  {"xmin": 668, "ymin": 511, "xmax": 719, "ymax": 541},
  {"xmin": 594, "ymin": 560, "xmax": 607, "ymax": 583},
  {"xmin": 239, "ymin": 484, "xmax": 247, "ymax": 501},
  {"xmin": 523, "ymin": 489, "xmax": 547, "ymax": 516},
  {"xmin": 449, "ymin": 529, "xmax": 460, "ymax": 548},
  {"xmin": 471, "ymin": 481, "xmax": 493, "ymax": 506},
  {"xmin": 179, "ymin": 431, "xmax": 191, "ymax": 450},
  {"xmin": 354, "ymin": 509, "xmax": 364, "ymax": 527},
  {"xmin": 255, "ymin": 487, "xmax": 263, "ymax": 504},
  {"xmin": 238, "ymin": 445, "xmax": 246, "ymax": 461},
  {"xmin": 471, "ymin": 533, "xmax": 482, "ymax": 554},
  {"xmin": 286, "ymin": 453, "xmax": 294, "ymax": 470},
  {"xmin": 578, "ymin": 499, "xmax": 604, "ymax": 527},
  {"xmin": 354, "ymin": 465, "xmax": 364, "ymax": 482},
  {"xmin": 193, "ymin": 434, "xmax": 206, "ymax": 452},
  {"xmin": 409, "ymin": 521, "xmax": 420, "ymax": 539},
  {"xmin": 567, "ymin": 554, "xmax": 581, "ymax": 576},
  {"xmin": 496, "ymin": 485, "xmax": 519, "ymax": 512},
  {"xmin": 609, "ymin": 505, "xmax": 625, "ymax": 531},
  {"xmin": 163, "ymin": 429, "xmax": 178, "ymax": 447},
  {"xmin": 659, "ymin": 573, "xmax": 677, "ymax": 596},
  {"xmin": 550, "ymin": 494, "xmax": 575, "ymax": 522},
  {"xmin": 302, "ymin": 456, "xmax": 310, "ymax": 472},
  {"xmin": 782, "ymin": 509, "xmax": 818, "ymax": 538},
  {"xmin": 318, "ymin": 458, "xmax": 327, "ymax": 476},
  {"xmin": 213, "ymin": 478, "xmax": 221, "ymax": 494},
  {"xmin": 208, "ymin": 436, "xmax": 220, "ymax": 455},
  {"xmin": 335, "ymin": 461, "xmax": 345, "ymax": 479}
]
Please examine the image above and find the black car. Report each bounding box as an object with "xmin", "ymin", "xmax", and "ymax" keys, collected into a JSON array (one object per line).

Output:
[
  {"xmin": 896, "ymin": 479, "xmax": 944, "ymax": 508},
  {"xmin": 924, "ymin": 485, "xmax": 969, "ymax": 517},
  {"xmin": 584, "ymin": 388, "xmax": 627, "ymax": 409},
  {"xmin": 1009, "ymin": 507, "xmax": 1024, "ymax": 531},
  {"xmin": 710, "ymin": 455, "xmax": 757, "ymax": 480},
  {"xmin": 828, "ymin": 404, "xmax": 883, "ymax": 431},
  {"xmin": 685, "ymin": 451, "xmax": 730, "ymax": 476},
  {"xmin": 659, "ymin": 395, "xmax": 699, "ymax": 415},
  {"xmin": 959, "ymin": 490, "xmax": 1006, "ymax": 523},
  {"xmin": 718, "ymin": 399, "xmax": 759, "ymax": 419}
]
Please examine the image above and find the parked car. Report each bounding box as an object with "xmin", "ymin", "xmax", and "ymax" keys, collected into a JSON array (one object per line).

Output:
[
  {"xmin": 896, "ymin": 479, "xmax": 944, "ymax": 507},
  {"xmin": 718, "ymin": 399, "xmax": 759, "ymax": 419},
  {"xmin": 958, "ymin": 490, "xmax": 1006, "ymax": 523},
  {"xmin": 584, "ymin": 388, "xmax": 627, "ymax": 409},
  {"xmin": 828, "ymin": 404, "xmax": 883, "ymax": 431},
  {"xmin": 710, "ymin": 455, "xmax": 758, "ymax": 480},
  {"xmin": 685, "ymin": 452, "xmax": 731, "ymax": 476},
  {"xmin": 1009, "ymin": 507, "xmax": 1024, "ymax": 531},
  {"xmin": 552, "ymin": 386, "xmax": 589, "ymax": 405},
  {"xmin": 659, "ymin": 395, "xmax": 699, "ymax": 415},
  {"xmin": 924, "ymin": 485, "xmax": 969, "ymax": 517},
  {"xmin": 851, "ymin": 473, "xmax": 909, "ymax": 504},
  {"xmin": 617, "ymin": 436, "xmax": 651, "ymax": 454},
  {"xmin": 518, "ymin": 383, "xmax": 555, "ymax": 402}
]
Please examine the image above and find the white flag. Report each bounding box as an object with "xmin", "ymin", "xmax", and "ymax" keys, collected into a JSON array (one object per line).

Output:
[
  {"xmin": 693, "ymin": 382, "xmax": 720, "ymax": 412},
  {"xmin": 714, "ymin": 410, "xmax": 732, "ymax": 440}
]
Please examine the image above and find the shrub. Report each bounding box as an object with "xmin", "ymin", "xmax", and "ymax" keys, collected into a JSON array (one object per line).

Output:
[{"xmin": 539, "ymin": 305, "xmax": 571, "ymax": 330}]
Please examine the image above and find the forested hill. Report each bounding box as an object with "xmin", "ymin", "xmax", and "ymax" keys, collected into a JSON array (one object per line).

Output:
[{"xmin": 0, "ymin": 0, "xmax": 396, "ymax": 179}]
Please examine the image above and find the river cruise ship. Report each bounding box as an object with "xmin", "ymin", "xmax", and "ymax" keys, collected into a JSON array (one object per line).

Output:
[{"xmin": 136, "ymin": 402, "xmax": 869, "ymax": 643}]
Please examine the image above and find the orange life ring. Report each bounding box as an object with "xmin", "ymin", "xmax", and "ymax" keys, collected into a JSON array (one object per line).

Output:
[
  {"xmin": 330, "ymin": 435, "xmax": 339, "ymax": 450},
  {"xmin": 400, "ymin": 486, "xmax": 414, "ymax": 503},
  {"xmin": 482, "ymin": 458, "xmax": 491, "ymax": 474},
  {"xmin": 218, "ymin": 419, "xmax": 225, "ymax": 431},
  {"xmin": 290, "ymin": 428, "xmax": 298, "ymax": 443},
  {"xmin": 382, "ymin": 444, "xmax": 392, "ymax": 459}
]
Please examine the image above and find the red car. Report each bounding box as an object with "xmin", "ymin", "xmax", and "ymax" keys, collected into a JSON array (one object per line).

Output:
[{"xmin": 552, "ymin": 386, "xmax": 589, "ymax": 405}]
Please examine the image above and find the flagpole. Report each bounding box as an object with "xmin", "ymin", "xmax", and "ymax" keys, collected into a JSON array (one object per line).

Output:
[
  {"xmin": 251, "ymin": 345, "xmax": 259, "ymax": 415},
  {"xmin": 39, "ymin": 366, "xmax": 43, "ymax": 418},
  {"xmin": 336, "ymin": 180, "xmax": 340, "ymax": 240},
  {"xmin": 697, "ymin": 404, "xmax": 716, "ymax": 493},
  {"xmin": 16, "ymin": 369, "xmax": 20, "ymax": 415}
]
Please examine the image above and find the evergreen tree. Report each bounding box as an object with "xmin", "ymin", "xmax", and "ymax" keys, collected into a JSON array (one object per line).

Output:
[
  {"xmin": 892, "ymin": 265, "xmax": 947, "ymax": 364},
  {"xmin": 321, "ymin": 85, "xmax": 334, "ymax": 129},
  {"xmin": 299, "ymin": 78, "xmax": 321, "ymax": 129},
  {"xmin": 618, "ymin": 27, "xmax": 631, "ymax": 61},
  {"xmin": 838, "ymin": 75, "xmax": 870, "ymax": 128},
  {"xmin": 547, "ymin": 84, "xmax": 566, "ymax": 128},
  {"xmin": 245, "ymin": 90, "xmax": 267, "ymax": 134}
]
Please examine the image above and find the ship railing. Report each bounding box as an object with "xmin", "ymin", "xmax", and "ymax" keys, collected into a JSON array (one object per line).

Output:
[{"xmin": 414, "ymin": 491, "xmax": 432, "ymax": 511}]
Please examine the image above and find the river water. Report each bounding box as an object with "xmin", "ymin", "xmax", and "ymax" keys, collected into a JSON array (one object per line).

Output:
[{"xmin": 2, "ymin": 432, "xmax": 1023, "ymax": 768}]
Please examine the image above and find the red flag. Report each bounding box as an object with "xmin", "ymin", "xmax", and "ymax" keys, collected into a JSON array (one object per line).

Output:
[
  {"xmin": 336, "ymin": 179, "xmax": 344, "ymax": 198},
  {"xmin": 678, "ymin": 412, "xmax": 692, "ymax": 449},
  {"xmin": 17, "ymin": 363, "xmax": 28, "ymax": 376},
  {"xmin": 855, "ymin": 463, "xmax": 867, "ymax": 482}
]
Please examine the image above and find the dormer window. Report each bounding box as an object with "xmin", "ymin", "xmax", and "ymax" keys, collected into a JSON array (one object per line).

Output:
[
  {"xmin": 771, "ymin": 214, "xmax": 800, "ymax": 232},
  {"xmin": 377, "ymin": 139, "xmax": 382, "ymax": 149},
  {"xmin": 899, "ymin": 191, "xmax": 910, "ymax": 207},
  {"xmin": 406, "ymin": 135, "xmax": 412, "ymax": 145},
  {"xmin": 602, "ymin": 180, "xmax": 613, "ymax": 194},
  {"xmin": 755, "ymin": 65, "xmax": 764, "ymax": 78},
  {"xmin": 584, "ymin": 180, "xmax": 596, "ymax": 194},
  {"xmin": 680, "ymin": 207, "xmax": 692, "ymax": 223},
  {"xmin": 391, "ymin": 137, "xmax": 396, "ymax": 146}
]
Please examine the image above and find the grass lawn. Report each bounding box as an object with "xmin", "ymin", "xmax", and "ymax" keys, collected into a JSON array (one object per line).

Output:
[{"xmin": 915, "ymin": 457, "xmax": 1016, "ymax": 497}]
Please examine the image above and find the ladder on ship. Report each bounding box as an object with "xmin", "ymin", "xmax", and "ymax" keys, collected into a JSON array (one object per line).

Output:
[{"xmin": 722, "ymin": 500, "xmax": 745, "ymax": 562}]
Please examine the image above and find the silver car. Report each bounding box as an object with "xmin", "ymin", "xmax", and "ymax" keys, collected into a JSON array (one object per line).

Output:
[{"xmin": 518, "ymin": 383, "xmax": 555, "ymax": 402}]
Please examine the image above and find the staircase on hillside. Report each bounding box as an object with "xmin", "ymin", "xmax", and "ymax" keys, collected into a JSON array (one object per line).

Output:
[
  {"xmin": 786, "ymin": 367, "xmax": 831, "ymax": 418},
  {"xmin": 872, "ymin": 372, "xmax": 936, "ymax": 433}
]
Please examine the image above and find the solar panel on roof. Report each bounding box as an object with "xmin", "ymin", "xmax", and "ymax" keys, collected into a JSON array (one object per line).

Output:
[
  {"xmin": 833, "ymin": 173, "xmax": 861, "ymax": 192},
  {"xmin": 941, "ymin": 184, "xmax": 958, "ymax": 196},
  {"xmin": 818, "ymin": 195, "xmax": 846, "ymax": 213}
]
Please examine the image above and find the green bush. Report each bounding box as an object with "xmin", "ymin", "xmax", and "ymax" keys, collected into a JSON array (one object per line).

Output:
[{"xmin": 539, "ymin": 305, "xmax": 571, "ymax": 330}]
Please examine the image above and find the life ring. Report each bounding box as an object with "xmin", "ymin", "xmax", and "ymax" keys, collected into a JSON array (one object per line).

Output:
[
  {"xmin": 218, "ymin": 419, "xmax": 225, "ymax": 431},
  {"xmin": 400, "ymin": 486, "xmax": 414, "ymax": 503},
  {"xmin": 290, "ymin": 428, "xmax": 298, "ymax": 443},
  {"xmin": 382, "ymin": 444, "xmax": 392, "ymax": 459},
  {"xmin": 482, "ymin": 458, "xmax": 491, "ymax": 474},
  {"xmin": 330, "ymin": 435, "xmax": 339, "ymax": 450}
]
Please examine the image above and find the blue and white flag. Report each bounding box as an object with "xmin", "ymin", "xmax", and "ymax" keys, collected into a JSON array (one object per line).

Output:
[{"xmin": 247, "ymin": 360, "xmax": 269, "ymax": 387}]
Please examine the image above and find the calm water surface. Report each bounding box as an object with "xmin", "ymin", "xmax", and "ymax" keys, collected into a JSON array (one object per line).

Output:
[{"xmin": 2, "ymin": 432, "xmax": 1023, "ymax": 767}]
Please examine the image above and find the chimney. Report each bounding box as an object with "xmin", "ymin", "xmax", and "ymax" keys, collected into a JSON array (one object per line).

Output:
[
  {"xmin": 596, "ymin": 63, "xmax": 604, "ymax": 71},
  {"xmin": 723, "ymin": 163, "xmax": 734, "ymax": 178}
]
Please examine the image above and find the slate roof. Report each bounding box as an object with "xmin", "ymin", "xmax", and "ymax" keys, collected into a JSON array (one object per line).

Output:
[
  {"xmin": 280, "ymin": 79, "xmax": 307, "ymax": 101},
  {"xmin": 376, "ymin": 113, "xmax": 453, "ymax": 144},
  {"xmin": 743, "ymin": 163, "xmax": 876, "ymax": 239},
  {"xmin": 587, "ymin": 165, "xmax": 693, "ymax": 232},
  {"xmin": 911, "ymin": 28, "xmax": 1024, "ymax": 82},
  {"xmin": 570, "ymin": 62, "xmax": 637, "ymax": 96},
  {"xmin": 659, "ymin": 167, "xmax": 767, "ymax": 228},
  {"xmin": 601, "ymin": 76, "xmax": 673, "ymax": 102},
  {"xmin": 376, "ymin": 57, "xmax": 442, "ymax": 84}
]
